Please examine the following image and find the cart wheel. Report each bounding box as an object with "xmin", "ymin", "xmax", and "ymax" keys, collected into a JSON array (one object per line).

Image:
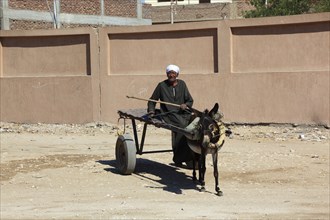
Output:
[{"xmin": 115, "ymin": 134, "xmax": 136, "ymax": 175}]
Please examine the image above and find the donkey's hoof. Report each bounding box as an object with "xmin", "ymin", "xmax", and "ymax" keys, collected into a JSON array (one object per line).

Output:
[
  {"xmin": 216, "ymin": 191, "xmax": 223, "ymax": 196},
  {"xmin": 200, "ymin": 187, "xmax": 206, "ymax": 192}
]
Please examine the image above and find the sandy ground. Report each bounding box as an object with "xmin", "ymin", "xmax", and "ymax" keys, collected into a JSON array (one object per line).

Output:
[{"xmin": 0, "ymin": 122, "xmax": 329, "ymax": 220}]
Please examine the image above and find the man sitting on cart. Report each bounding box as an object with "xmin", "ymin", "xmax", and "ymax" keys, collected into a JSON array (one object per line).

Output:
[{"xmin": 147, "ymin": 64, "xmax": 194, "ymax": 168}]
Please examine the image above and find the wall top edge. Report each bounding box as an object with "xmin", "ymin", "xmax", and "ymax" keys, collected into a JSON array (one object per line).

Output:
[
  {"xmin": 177, "ymin": 71, "xmax": 330, "ymax": 78},
  {"xmin": 226, "ymin": 12, "xmax": 330, "ymax": 28},
  {"xmin": 107, "ymin": 73, "xmax": 217, "ymax": 76},
  {"xmin": 0, "ymin": 75, "xmax": 92, "ymax": 79},
  {"xmin": 101, "ymin": 21, "xmax": 220, "ymax": 34},
  {"xmin": 99, "ymin": 71, "xmax": 329, "ymax": 77},
  {"xmin": 0, "ymin": 27, "xmax": 97, "ymax": 37}
]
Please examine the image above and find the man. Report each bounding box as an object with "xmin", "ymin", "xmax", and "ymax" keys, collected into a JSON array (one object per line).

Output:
[{"xmin": 147, "ymin": 64, "xmax": 194, "ymax": 166}]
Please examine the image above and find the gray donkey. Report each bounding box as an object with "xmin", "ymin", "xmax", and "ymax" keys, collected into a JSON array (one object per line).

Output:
[{"xmin": 184, "ymin": 103, "xmax": 229, "ymax": 196}]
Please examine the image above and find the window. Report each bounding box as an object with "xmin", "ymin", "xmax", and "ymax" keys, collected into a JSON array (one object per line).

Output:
[{"xmin": 199, "ymin": 0, "xmax": 211, "ymax": 3}]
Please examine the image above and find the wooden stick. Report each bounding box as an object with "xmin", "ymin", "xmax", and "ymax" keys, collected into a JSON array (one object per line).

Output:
[
  {"xmin": 126, "ymin": 95, "xmax": 181, "ymax": 108},
  {"xmin": 126, "ymin": 95, "xmax": 202, "ymax": 115}
]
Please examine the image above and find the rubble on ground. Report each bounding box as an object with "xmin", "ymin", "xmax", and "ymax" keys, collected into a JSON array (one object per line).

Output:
[
  {"xmin": 0, "ymin": 121, "xmax": 164, "ymax": 136},
  {"xmin": 0, "ymin": 122, "xmax": 328, "ymax": 143},
  {"xmin": 226, "ymin": 124, "xmax": 329, "ymax": 143}
]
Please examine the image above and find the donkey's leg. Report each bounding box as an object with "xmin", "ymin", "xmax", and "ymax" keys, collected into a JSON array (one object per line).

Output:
[
  {"xmin": 212, "ymin": 152, "xmax": 223, "ymax": 196},
  {"xmin": 199, "ymin": 151, "xmax": 206, "ymax": 192},
  {"xmin": 192, "ymin": 153, "xmax": 197, "ymax": 181}
]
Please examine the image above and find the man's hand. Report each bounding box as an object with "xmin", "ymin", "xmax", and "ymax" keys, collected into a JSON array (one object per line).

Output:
[
  {"xmin": 180, "ymin": 104, "xmax": 188, "ymax": 110},
  {"xmin": 148, "ymin": 111, "xmax": 155, "ymax": 118}
]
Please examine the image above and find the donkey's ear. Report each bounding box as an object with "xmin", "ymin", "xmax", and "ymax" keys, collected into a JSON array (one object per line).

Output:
[{"xmin": 209, "ymin": 103, "xmax": 219, "ymax": 116}]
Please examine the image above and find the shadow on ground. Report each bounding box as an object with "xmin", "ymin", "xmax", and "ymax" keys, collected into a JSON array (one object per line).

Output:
[{"xmin": 97, "ymin": 158, "xmax": 198, "ymax": 195}]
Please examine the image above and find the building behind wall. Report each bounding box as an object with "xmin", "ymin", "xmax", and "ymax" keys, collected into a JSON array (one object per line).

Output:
[
  {"xmin": 1, "ymin": 0, "xmax": 254, "ymax": 30},
  {"xmin": 144, "ymin": 0, "xmax": 232, "ymax": 6},
  {"xmin": 1, "ymin": 0, "xmax": 152, "ymax": 30},
  {"xmin": 150, "ymin": 0, "xmax": 253, "ymax": 23}
]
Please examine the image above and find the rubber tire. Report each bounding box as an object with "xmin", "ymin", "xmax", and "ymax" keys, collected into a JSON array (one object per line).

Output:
[{"xmin": 115, "ymin": 134, "xmax": 136, "ymax": 175}]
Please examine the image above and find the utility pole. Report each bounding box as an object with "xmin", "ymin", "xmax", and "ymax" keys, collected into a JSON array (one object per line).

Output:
[
  {"xmin": 1, "ymin": 0, "xmax": 10, "ymax": 30},
  {"xmin": 170, "ymin": 0, "xmax": 177, "ymax": 24},
  {"xmin": 100, "ymin": 0, "xmax": 105, "ymax": 26},
  {"xmin": 137, "ymin": 0, "xmax": 142, "ymax": 19},
  {"xmin": 170, "ymin": 0, "xmax": 174, "ymax": 24},
  {"xmin": 53, "ymin": 0, "xmax": 61, "ymax": 29},
  {"xmin": 100, "ymin": 0, "xmax": 104, "ymax": 17},
  {"xmin": 230, "ymin": 0, "xmax": 237, "ymax": 19}
]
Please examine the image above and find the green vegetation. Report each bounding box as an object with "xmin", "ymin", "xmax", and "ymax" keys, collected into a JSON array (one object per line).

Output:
[
  {"xmin": 313, "ymin": 0, "xmax": 330, "ymax": 12},
  {"xmin": 244, "ymin": 0, "xmax": 330, "ymax": 18}
]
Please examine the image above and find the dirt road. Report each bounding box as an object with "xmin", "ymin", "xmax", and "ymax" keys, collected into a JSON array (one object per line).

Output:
[{"xmin": 0, "ymin": 122, "xmax": 329, "ymax": 219}]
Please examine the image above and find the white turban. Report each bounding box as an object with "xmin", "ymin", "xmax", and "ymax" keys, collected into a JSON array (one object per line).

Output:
[{"xmin": 166, "ymin": 64, "xmax": 180, "ymax": 75}]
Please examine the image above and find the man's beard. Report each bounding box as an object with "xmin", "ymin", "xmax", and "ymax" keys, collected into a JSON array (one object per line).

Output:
[{"xmin": 168, "ymin": 76, "xmax": 177, "ymax": 83}]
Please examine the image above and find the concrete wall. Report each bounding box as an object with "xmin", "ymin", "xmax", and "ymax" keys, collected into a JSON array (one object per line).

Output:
[
  {"xmin": 0, "ymin": 28, "xmax": 100, "ymax": 123},
  {"xmin": 1, "ymin": 13, "xmax": 329, "ymax": 126}
]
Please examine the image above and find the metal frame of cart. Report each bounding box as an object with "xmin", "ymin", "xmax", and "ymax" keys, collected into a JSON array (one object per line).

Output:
[{"xmin": 116, "ymin": 109, "xmax": 195, "ymax": 175}]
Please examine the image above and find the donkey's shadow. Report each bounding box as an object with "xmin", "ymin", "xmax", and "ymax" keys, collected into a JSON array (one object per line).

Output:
[{"xmin": 97, "ymin": 158, "xmax": 197, "ymax": 194}]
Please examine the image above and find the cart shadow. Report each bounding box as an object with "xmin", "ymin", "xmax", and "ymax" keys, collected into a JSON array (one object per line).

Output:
[{"xmin": 97, "ymin": 159, "xmax": 198, "ymax": 195}]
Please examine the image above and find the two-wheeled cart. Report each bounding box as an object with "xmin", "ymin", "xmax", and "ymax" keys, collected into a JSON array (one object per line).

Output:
[{"xmin": 116, "ymin": 108, "xmax": 196, "ymax": 175}]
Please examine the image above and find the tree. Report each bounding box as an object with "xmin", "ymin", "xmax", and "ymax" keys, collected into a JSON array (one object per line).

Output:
[
  {"xmin": 244, "ymin": 0, "xmax": 329, "ymax": 18},
  {"xmin": 313, "ymin": 0, "xmax": 330, "ymax": 12}
]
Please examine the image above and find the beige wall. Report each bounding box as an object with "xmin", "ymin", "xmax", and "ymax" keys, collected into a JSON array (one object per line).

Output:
[
  {"xmin": 1, "ymin": 13, "xmax": 329, "ymax": 126},
  {"xmin": 2, "ymin": 35, "xmax": 91, "ymax": 77},
  {"xmin": 0, "ymin": 28, "xmax": 100, "ymax": 123},
  {"xmin": 0, "ymin": 76, "xmax": 94, "ymax": 123},
  {"xmin": 102, "ymin": 23, "xmax": 219, "ymax": 75},
  {"xmin": 231, "ymin": 21, "xmax": 329, "ymax": 73}
]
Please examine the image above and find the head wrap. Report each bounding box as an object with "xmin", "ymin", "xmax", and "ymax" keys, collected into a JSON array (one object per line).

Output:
[{"xmin": 166, "ymin": 64, "xmax": 180, "ymax": 75}]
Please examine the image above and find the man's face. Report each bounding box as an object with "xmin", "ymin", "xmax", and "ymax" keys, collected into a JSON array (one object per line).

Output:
[{"xmin": 167, "ymin": 71, "xmax": 178, "ymax": 83}]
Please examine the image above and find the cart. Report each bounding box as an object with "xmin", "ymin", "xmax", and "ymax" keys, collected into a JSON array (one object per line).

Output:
[{"xmin": 116, "ymin": 108, "xmax": 197, "ymax": 175}]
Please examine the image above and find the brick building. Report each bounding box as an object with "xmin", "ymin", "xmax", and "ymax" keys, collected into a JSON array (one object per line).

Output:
[
  {"xmin": 1, "ymin": 0, "xmax": 252, "ymax": 30},
  {"xmin": 1, "ymin": 0, "xmax": 152, "ymax": 30},
  {"xmin": 151, "ymin": 1, "xmax": 253, "ymax": 23},
  {"xmin": 144, "ymin": 0, "xmax": 232, "ymax": 6}
]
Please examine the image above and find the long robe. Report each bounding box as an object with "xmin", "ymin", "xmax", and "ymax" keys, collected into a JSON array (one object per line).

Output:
[{"xmin": 147, "ymin": 79, "xmax": 194, "ymax": 163}]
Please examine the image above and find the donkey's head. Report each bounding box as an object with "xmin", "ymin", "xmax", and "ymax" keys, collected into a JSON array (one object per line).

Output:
[
  {"xmin": 192, "ymin": 103, "xmax": 223, "ymax": 150},
  {"xmin": 186, "ymin": 103, "xmax": 225, "ymax": 154}
]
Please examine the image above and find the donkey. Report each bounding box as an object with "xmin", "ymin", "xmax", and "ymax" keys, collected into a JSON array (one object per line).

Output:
[{"xmin": 185, "ymin": 103, "xmax": 228, "ymax": 196}]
